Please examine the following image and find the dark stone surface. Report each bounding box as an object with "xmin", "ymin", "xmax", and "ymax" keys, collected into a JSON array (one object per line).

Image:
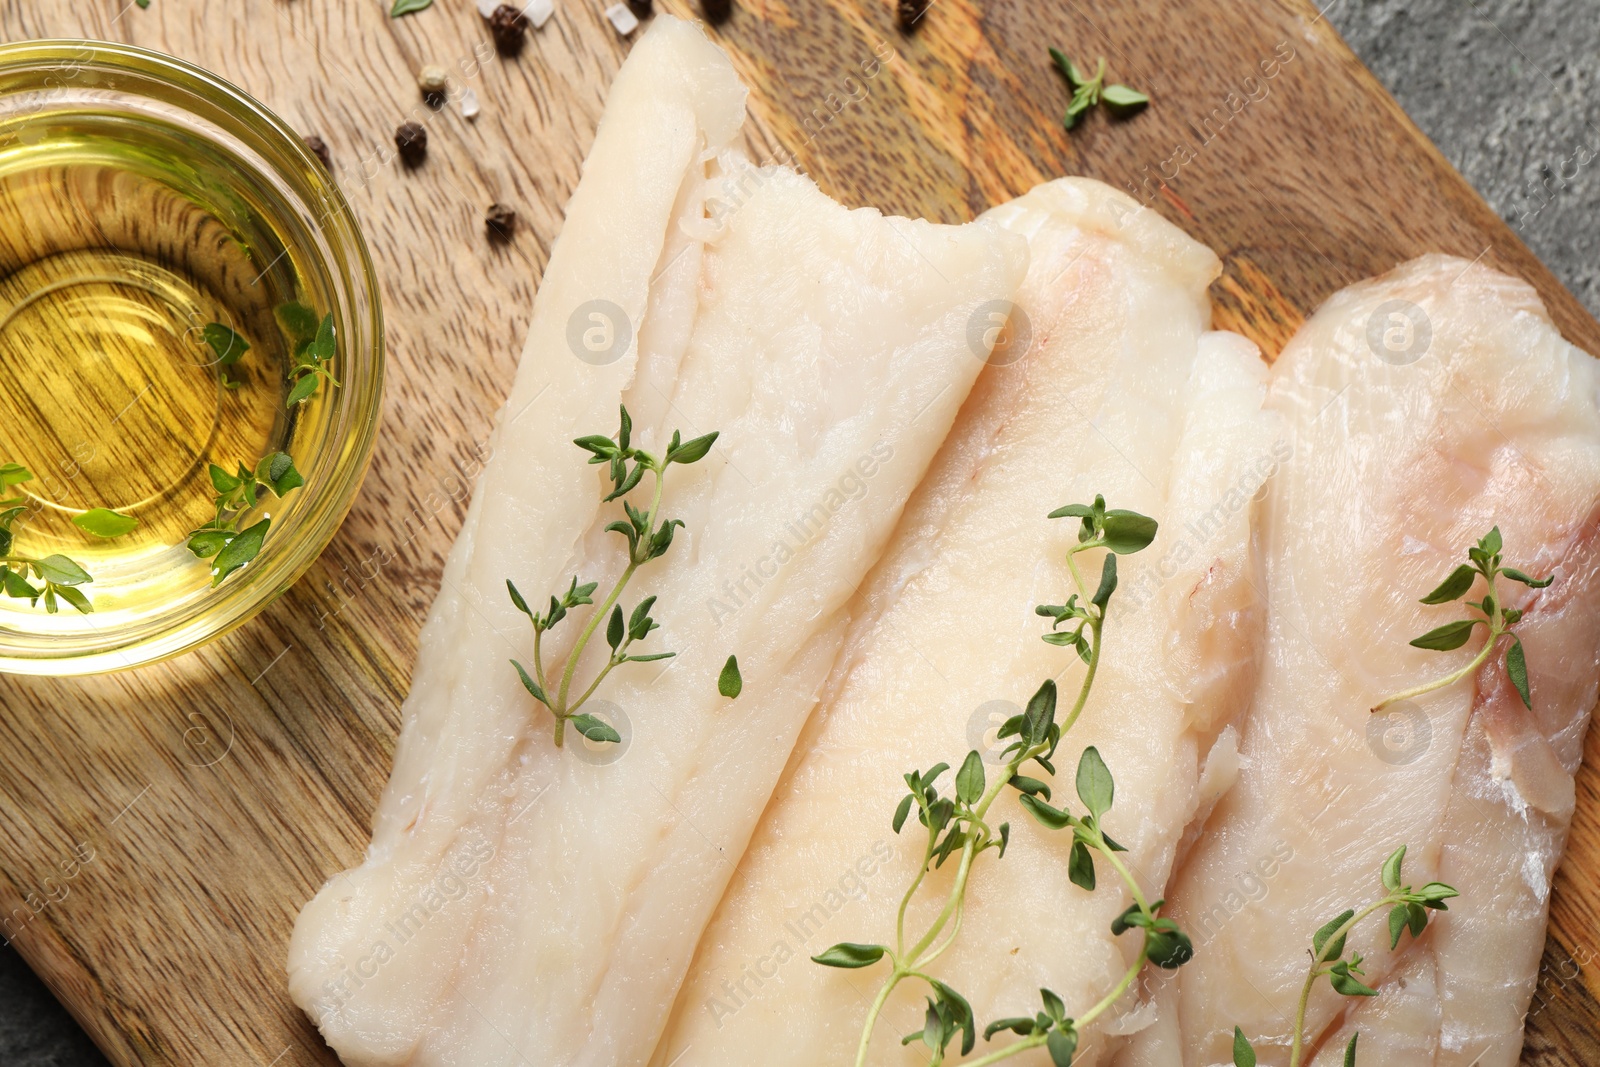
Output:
[
  {"xmin": 1331, "ymin": 0, "xmax": 1600, "ymax": 315},
  {"xmin": 2, "ymin": 2, "xmax": 1596, "ymax": 1064}
]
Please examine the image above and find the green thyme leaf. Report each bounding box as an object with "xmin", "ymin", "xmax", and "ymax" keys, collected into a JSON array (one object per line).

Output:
[
  {"xmin": 1048, "ymin": 47, "xmax": 1082, "ymax": 88},
  {"xmin": 1075, "ymin": 745, "xmax": 1113, "ymax": 820},
  {"xmin": 984, "ymin": 1016, "xmax": 1036, "ymax": 1039},
  {"xmin": 1067, "ymin": 839, "xmax": 1096, "ymax": 891},
  {"xmin": 1506, "ymin": 636, "xmax": 1532, "ymax": 708},
  {"xmin": 275, "ymin": 301, "xmax": 320, "ymax": 349},
  {"xmin": 0, "ymin": 463, "xmax": 31, "ymax": 489},
  {"xmin": 1409, "ymin": 618, "xmax": 1480, "ymax": 651},
  {"xmin": 1420, "ymin": 564, "xmax": 1477, "ymax": 604},
  {"xmin": 202, "ymin": 322, "xmax": 250, "ymax": 367},
  {"xmin": 1417, "ymin": 881, "xmax": 1459, "ymax": 906},
  {"xmin": 1147, "ymin": 923, "xmax": 1194, "ymax": 969},
  {"xmin": 1100, "ymin": 83, "xmax": 1150, "ymax": 115},
  {"xmin": 210, "ymin": 518, "xmax": 269, "ymax": 585},
  {"xmin": 1329, "ymin": 959, "xmax": 1378, "ymax": 997},
  {"xmin": 186, "ymin": 529, "xmax": 230, "ymax": 559},
  {"xmin": 606, "ymin": 605, "xmax": 625, "ymax": 652},
  {"xmin": 259, "ymin": 452, "xmax": 304, "ymax": 496},
  {"xmin": 73, "ymin": 508, "xmax": 138, "ymax": 539},
  {"xmin": 955, "ymin": 749, "xmax": 985, "ymax": 805},
  {"xmin": 31, "ymin": 554, "xmax": 92, "ymax": 586},
  {"xmin": 210, "ymin": 464, "xmax": 241, "ymax": 493},
  {"xmin": 1019, "ymin": 793, "xmax": 1072, "ymax": 831},
  {"xmin": 568, "ymin": 712, "xmax": 621, "ymax": 744},
  {"xmin": 892, "ymin": 793, "xmax": 914, "ymax": 833},
  {"xmin": 286, "ymin": 371, "xmax": 320, "ymax": 407},
  {"xmin": 810, "ymin": 942, "xmax": 886, "ymax": 969},
  {"xmin": 1008, "ymin": 774, "xmax": 1051, "ymax": 800},
  {"xmin": 666, "ymin": 431, "xmax": 719, "ymax": 466},
  {"xmin": 1101, "ymin": 510, "xmax": 1158, "ymax": 554},
  {"xmin": 1381, "ymin": 845, "xmax": 1406, "ymax": 892},
  {"xmin": 305, "ymin": 314, "xmax": 336, "ymax": 364},
  {"xmin": 717, "ymin": 654, "xmax": 743, "ymax": 698},
  {"xmin": 1046, "ymin": 1026, "xmax": 1078, "ymax": 1067},
  {"xmin": 1502, "ymin": 566, "xmax": 1553, "ymax": 588},
  {"xmin": 1233, "ymin": 1027, "xmax": 1256, "ymax": 1067},
  {"xmin": 1313, "ymin": 910, "xmax": 1354, "ymax": 963},
  {"xmin": 1092, "ymin": 553, "xmax": 1117, "ymax": 608},
  {"xmin": 512, "ymin": 660, "xmax": 548, "ymax": 706},
  {"xmin": 54, "ymin": 585, "xmax": 92, "ymax": 614},
  {"xmin": 1344, "ymin": 1033, "xmax": 1359, "ymax": 1067}
]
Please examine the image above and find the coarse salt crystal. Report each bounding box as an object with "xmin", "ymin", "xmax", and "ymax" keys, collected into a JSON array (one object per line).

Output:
[
  {"xmin": 604, "ymin": 3, "xmax": 638, "ymax": 35},
  {"xmin": 460, "ymin": 87, "xmax": 481, "ymax": 120},
  {"xmin": 475, "ymin": 0, "xmax": 499, "ymax": 16},
  {"xmin": 523, "ymin": 0, "xmax": 555, "ymax": 28}
]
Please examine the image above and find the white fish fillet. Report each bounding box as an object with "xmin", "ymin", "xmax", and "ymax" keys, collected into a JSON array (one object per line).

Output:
[
  {"xmin": 651, "ymin": 178, "xmax": 1280, "ymax": 1066},
  {"xmin": 1117, "ymin": 256, "xmax": 1600, "ymax": 1067},
  {"xmin": 287, "ymin": 17, "xmax": 1027, "ymax": 1067}
]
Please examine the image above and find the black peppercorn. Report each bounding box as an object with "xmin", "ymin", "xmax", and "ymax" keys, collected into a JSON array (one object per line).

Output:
[
  {"xmin": 896, "ymin": 0, "xmax": 927, "ymax": 32},
  {"xmin": 489, "ymin": 4, "xmax": 529, "ymax": 54},
  {"xmin": 701, "ymin": 0, "xmax": 731, "ymax": 25},
  {"xmin": 486, "ymin": 202, "xmax": 517, "ymax": 241},
  {"xmin": 627, "ymin": 0, "xmax": 652, "ymax": 18},
  {"xmin": 395, "ymin": 121, "xmax": 428, "ymax": 167},
  {"xmin": 304, "ymin": 134, "xmax": 332, "ymax": 171}
]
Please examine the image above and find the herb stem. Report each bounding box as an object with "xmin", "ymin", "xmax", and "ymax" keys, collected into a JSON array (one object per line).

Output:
[
  {"xmin": 1059, "ymin": 543, "xmax": 1104, "ymax": 736},
  {"xmin": 855, "ymin": 974, "xmax": 901, "ymax": 1067},
  {"xmin": 1372, "ymin": 627, "xmax": 1500, "ymax": 712},
  {"xmin": 1287, "ymin": 897, "xmax": 1393, "ymax": 1067},
  {"xmin": 550, "ymin": 464, "xmax": 665, "ymax": 744}
]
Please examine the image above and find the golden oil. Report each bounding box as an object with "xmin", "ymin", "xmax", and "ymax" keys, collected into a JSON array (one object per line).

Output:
[{"xmin": 0, "ymin": 106, "xmax": 334, "ymax": 631}]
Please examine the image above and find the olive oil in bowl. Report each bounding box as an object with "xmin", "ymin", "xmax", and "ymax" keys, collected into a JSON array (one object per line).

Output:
[{"xmin": 0, "ymin": 42, "xmax": 382, "ymax": 674}]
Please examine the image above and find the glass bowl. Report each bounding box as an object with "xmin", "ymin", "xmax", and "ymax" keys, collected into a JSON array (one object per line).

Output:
[{"xmin": 0, "ymin": 40, "xmax": 383, "ymax": 676}]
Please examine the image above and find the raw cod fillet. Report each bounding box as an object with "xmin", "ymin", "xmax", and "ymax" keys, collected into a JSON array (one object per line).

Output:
[
  {"xmin": 1117, "ymin": 256, "xmax": 1600, "ymax": 1067},
  {"xmin": 287, "ymin": 16, "xmax": 1027, "ymax": 1067},
  {"xmin": 651, "ymin": 178, "xmax": 1281, "ymax": 1066}
]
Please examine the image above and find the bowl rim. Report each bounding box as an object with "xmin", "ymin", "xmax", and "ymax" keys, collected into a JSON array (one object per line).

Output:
[{"xmin": 0, "ymin": 38, "xmax": 385, "ymax": 676}]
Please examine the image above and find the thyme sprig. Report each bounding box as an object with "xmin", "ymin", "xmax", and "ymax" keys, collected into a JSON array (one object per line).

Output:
[
  {"xmin": 1372, "ymin": 526, "xmax": 1550, "ymax": 713},
  {"xmin": 202, "ymin": 322, "xmax": 251, "ymax": 390},
  {"xmin": 0, "ymin": 464, "xmax": 96, "ymax": 614},
  {"xmin": 1049, "ymin": 48, "xmax": 1150, "ymax": 129},
  {"xmin": 508, "ymin": 405, "xmax": 718, "ymax": 748},
  {"xmin": 812, "ymin": 495, "xmax": 1180, "ymax": 1067},
  {"xmin": 185, "ymin": 452, "xmax": 304, "ymax": 586},
  {"xmin": 278, "ymin": 302, "xmax": 340, "ymax": 407},
  {"xmin": 1232, "ymin": 846, "xmax": 1458, "ymax": 1067}
]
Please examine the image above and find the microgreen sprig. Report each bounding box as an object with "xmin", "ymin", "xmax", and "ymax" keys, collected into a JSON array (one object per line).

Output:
[
  {"xmin": 185, "ymin": 452, "xmax": 304, "ymax": 586},
  {"xmin": 812, "ymin": 495, "xmax": 1177, "ymax": 1067},
  {"xmin": 507, "ymin": 405, "xmax": 718, "ymax": 748},
  {"xmin": 1372, "ymin": 526, "xmax": 1551, "ymax": 713},
  {"xmin": 1232, "ymin": 846, "xmax": 1458, "ymax": 1067},
  {"xmin": 0, "ymin": 463, "xmax": 97, "ymax": 614},
  {"xmin": 277, "ymin": 302, "xmax": 340, "ymax": 408},
  {"xmin": 1049, "ymin": 48, "xmax": 1150, "ymax": 129}
]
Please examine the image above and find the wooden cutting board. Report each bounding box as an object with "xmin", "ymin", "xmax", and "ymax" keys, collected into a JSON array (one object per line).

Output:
[{"xmin": 1, "ymin": 0, "xmax": 1597, "ymax": 1063}]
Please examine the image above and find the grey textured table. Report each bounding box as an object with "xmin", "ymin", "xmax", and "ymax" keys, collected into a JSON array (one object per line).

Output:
[{"xmin": 2, "ymin": 0, "xmax": 1596, "ymax": 1063}]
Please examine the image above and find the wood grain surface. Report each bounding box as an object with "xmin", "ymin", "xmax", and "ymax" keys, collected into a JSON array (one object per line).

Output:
[{"xmin": 0, "ymin": 0, "xmax": 1597, "ymax": 1064}]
